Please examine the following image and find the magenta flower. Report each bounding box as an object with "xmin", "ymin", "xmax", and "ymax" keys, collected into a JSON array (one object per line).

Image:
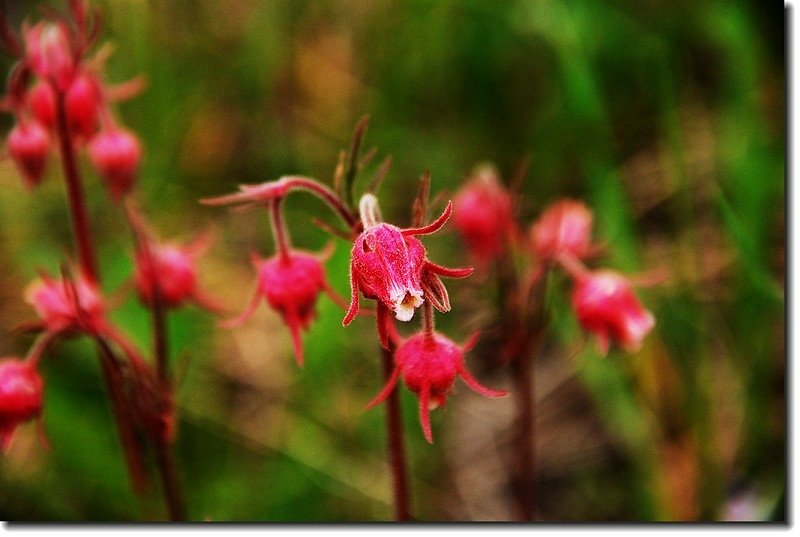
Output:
[
  {"xmin": 366, "ymin": 331, "xmax": 507, "ymax": 443},
  {"xmin": 88, "ymin": 127, "xmax": 142, "ymax": 201},
  {"xmin": 0, "ymin": 358, "xmax": 44, "ymax": 452},
  {"xmin": 530, "ymin": 198, "xmax": 594, "ymax": 261},
  {"xmin": 343, "ymin": 197, "xmax": 473, "ymax": 347},
  {"xmin": 572, "ymin": 270, "xmax": 655, "ymax": 355},
  {"xmin": 24, "ymin": 273, "xmax": 106, "ymax": 336},
  {"xmin": 452, "ymin": 166, "xmax": 516, "ymax": 266},
  {"xmin": 223, "ymin": 250, "xmax": 331, "ymax": 366},
  {"xmin": 7, "ymin": 120, "xmax": 51, "ymax": 189}
]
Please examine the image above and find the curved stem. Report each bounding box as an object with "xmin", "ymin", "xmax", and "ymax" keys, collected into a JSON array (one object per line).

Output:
[
  {"xmin": 380, "ymin": 340, "xmax": 412, "ymax": 521},
  {"xmin": 269, "ymin": 197, "xmax": 291, "ymax": 263}
]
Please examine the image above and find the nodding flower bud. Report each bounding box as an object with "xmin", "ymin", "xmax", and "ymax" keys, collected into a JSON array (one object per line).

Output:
[
  {"xmin": 344, "ymin": 196, "xmax": 473, "ymax": 335},
  {"xmin": 24, "ymin": 273, "xmax": 106, "ymax": 336},
  {"xmin": 452, "ymin": 166, "xmax": 516, "ymax": 266},
  {"xmin": 7, "ymin": 121, "xmax": 51, "ymax": 189},
  {"xmin": 26, "ymin": 82, "xmax": 57, "ymax": 129},
  {"xmin": 223, "ymin": 251, "xmax": 329, "ymax": 367},
  {"xmin": 88, "ymin": 128, "xmax": 141, "ymax": 200},
  {"xmin": 24, "ymin": 22, "xmax": 75, "ymax": 91},
  {"xmin": 571, "ymin": 270, "xmax": 655, "ymax": 355},
  {"xmin": 530, "ymin": 199, "xmax": 594, "ymax": 261},
  {"xmin": 0, "ymin": 358, "xmax": 44, "ymax": 452},
  {"xmin": 366, "ymin": 331, "xmax": 507, "ymax": 443},
  {"xmin": 65, "ymin": 74, "xmax": 101, "ymax": 139}
]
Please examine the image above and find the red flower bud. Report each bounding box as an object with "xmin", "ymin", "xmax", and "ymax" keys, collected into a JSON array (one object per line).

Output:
[
  {"xmin": 0, "ymin": 358, "xmax": 44, "ymax": 452},
  {"xmin": 88, "ymin": 128, "xmax": 141, "ymax": 200},
  {"xmin": 223, "ymin": 251, "xmax": 329, "ymax": 366},
  {"xmin": 134, "ymin": 239, "xmax": 221, "ymax": 312},
  {"xmin": 7, "ymin": 121, "xmax": 51, "ymax": 189},
  {"xmin": 65, "ymin": 74, "xmax": 101, "ymax": 139},
  {"xmin": 452, "ymin": 166, "xmax": 515, "ymax": 266},
  {"xmin": 367, "ymin": 331, "xmax": 507, "ymax": 443},
  {"xmin": 26, "ymin": 82, "xmax": 57, "ymax": 129},
  {"xmin": 24, "ymin": 273, "xmax": 106, "ymax": 335},
  {"xmin": 572, "ymin": 270, "xmax": 655, "ymax": 355},
  {"xmin": 530, "ymin": 199, "xmax": 594, "ymax": 261},
  {"xmin": 25, "ymin": 22, "xmax": 75, "ymax": 91},
  {"xmin": 344, "ymin": 198, "xmax": 473, "ymax": 339}
]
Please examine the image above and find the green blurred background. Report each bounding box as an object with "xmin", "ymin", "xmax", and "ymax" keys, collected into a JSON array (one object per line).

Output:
[{"xmin": 0, "ymin": 0, "xmax": 784, "ymax": 522}]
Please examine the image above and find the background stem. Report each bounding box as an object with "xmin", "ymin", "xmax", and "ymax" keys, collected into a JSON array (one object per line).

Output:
[{"xmin": 380, "ymin": 339, "xmax": 411, "ymax": 521}]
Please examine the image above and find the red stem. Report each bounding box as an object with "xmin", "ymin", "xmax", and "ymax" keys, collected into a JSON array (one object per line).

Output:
[
  {"xmin": 54, "ymin": 88, "xmax": 99, "ymax": 283},
  {"xmin": 54, "ymin": 87, "xmax": 152, "ymax": 502},
  {"xmin": 380, "ymin": 339, "xmax": 412, "ymax": 521},
  {"xmin": 269, "ymin": 197, "xmax": 291, "ymax": 263}
]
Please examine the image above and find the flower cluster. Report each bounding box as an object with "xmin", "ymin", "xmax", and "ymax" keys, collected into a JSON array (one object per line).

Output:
[{"xmin": 1, "ymin": 1, "xmax": 142, "ymax": 198}]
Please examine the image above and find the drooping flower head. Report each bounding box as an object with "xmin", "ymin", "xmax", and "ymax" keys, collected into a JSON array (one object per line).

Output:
[
  {"xmin": 6, "ymin": 120, "xmax": 51, "ymax": 188},
  {"xmin": 572, "ymin": 270, "xmax": 655, "ymax": 355},
  {"xmin": 530, "ymin": 198, "xmax": 594, "ymax": 261},
  {"xmin": 0, "ymin": 358, "xmax": 44, "ymax": 452},
  {"xmin": 88, "ymin": 127, "xmax": 142, "ymax": 201},
  {"xmin": 223, "ymin": 250, "xmax": 329, "ymax": 366},
  {"xmin": 452, "ymin": 165, "xmax": 516, "ymax": 266},
  {"xmin": 344, "ymin": 194, "xmax": 473, "ymax": 347},
  {"xmin": 24, "ymin": 21, "xmax": 76, "ymax": 91},
  {"xmin": 24, "ymin": 272, "xmax": 106, "ymax": 335},
  {"xmin": 366, "ymin": 331, "xmax": 507, "ymax": 443}
]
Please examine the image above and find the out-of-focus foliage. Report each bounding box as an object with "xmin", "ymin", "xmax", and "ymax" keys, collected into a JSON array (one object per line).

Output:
[{"xmin": 0, "ymin": 0, "xmax": 783, "ymax": 522}]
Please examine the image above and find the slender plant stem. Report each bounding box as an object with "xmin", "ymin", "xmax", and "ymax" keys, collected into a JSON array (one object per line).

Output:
[
  {"xmin": 154, "ymin": 434, "xmax": 186, "ymax": 521},
  {"xmin": 269, "ymin": 197, "xmax": 292, "ymax": 263},
  {"xmin": 54, "ymin": 88, "xmax": 151, "ymax": 500},
  {"xmin": 510, "ymin": 344, "xmax": 536, "ymax": 521},
  {"xmin": 54, "ymin": 89, "xmax": 99, "ymax": 283},
  {"xmin": 380, "ymin": 339, "xmax": 411, "ymax": 521}
]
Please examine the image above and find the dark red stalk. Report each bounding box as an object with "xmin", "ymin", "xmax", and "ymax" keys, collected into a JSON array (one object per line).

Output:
[
  {"xmin": 380, "ymin": 334, "xmax": 412, "ymax": 521},
  {"xmin": 54, "ymin": 87, "xmax": 151, "ymax": 501}
]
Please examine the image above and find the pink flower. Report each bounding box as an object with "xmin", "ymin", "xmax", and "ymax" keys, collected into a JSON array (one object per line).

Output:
[
  {"xmin": 344, "ymin": 199, "xmax": 473, "ymax": 346},
  {"xmin": 88, "ymin": 127, "xmax": 141, "ymax": 200},
  {"xmin": 572, "ymin": 270, "xmax": 655, "ymax": 355},
  {"xmin": 24, "ymin": 273, "xmax": 106, "ymax": 335},
  {"xmin": 366, "ymin": 331, "xmax": 507, "ymax": 443},
  {"xmin": 6, "ymin": 121, "xmax": 51, "ymax": 188},
  {"xmin": 133, "ymin": 239, "xmax": 221, "ymax": 312},
  {"xmin": 0, "ymin": 358, "xmax": 44, "ymax": 452},
  {"xmin": 26, "ymin": 82, "xmax": 57, "ymax": 129},
  {"xmin": 24, "ymin": 22, "xmax": 76, "ymax": 91},
  {"xmin": 65, "ymin": 73, "xmax": 101, "ymax": 139},
  {"xmin": 452, "ymin": 166, "xmax": 516, "ymax": 266},
  {"xmin": 223, "ymin": 251, "xmax": 329, "ymax": 366},
  {"xmin": 530, "ymin": 198, "xmax": 594, "ymax": 261}
]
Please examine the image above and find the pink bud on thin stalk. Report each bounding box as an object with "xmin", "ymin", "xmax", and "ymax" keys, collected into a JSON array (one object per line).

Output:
[
  {"xmin": 530, "ymin": 198, "xmax": 595, "ymax": 261},
  {"xmin": 366, "ymin": 331, "xmax": 507, "ymax": 443},
  {"xmin": 222, "ymin": 250, "xmax": 333, "ymax": 367},
  {"xmin": 65, "ymin": 73, "xmax": 101, "ymax": 139},
  {"xmin": 88, "ymin": 127, "xmax": 142, "ymax": 200},
  {"xmin": 134, "ymin": 240, "xmax": 222, "ymax": 312},
  {"xmin": 26, "ymin": 82, "xmax": 57, "ymax": 129},
  {"xmin": 452, "ymin": 166, "xmax": 516, "ymax": 266},
  {"xmin": 0, "ymin": 358, "xmax": 44, "ymax": 452},
  {"xmin": 344, "ymin": 195, "xmax": 473, "ymax": 347},
  {"xmin": 7, "ymin": 121, "xmax": 51, "ymax": 189},
  {"xmin": 24, "ymin": 22, "xmax": 76, "ymax": 91},
  {"xmin": 24, "ymin": 273, "xmax": 106, "ymax": 336},
  {"xmin": 572, "ymin": 270, "xmax": 655, "ymax": 355}
]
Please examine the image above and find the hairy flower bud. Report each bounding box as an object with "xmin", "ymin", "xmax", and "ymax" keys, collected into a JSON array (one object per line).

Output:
[
  {"xmin": 367, "ymin": 331, "xmax": 507, "ymax": 443},
  {"xmin": 26, "ymin": 82, "xmax": 57, "ymax": 129},
  {"xmin": 88, "ymin": 128, "xmax": 141, "ymax": 200},
  {"xmin": 0, "ymin": 358, "xmax": 44, "ymax": 451},
  {"xmin": 7, "ymin": 121, "xmax": 51, "ymax": 188},
  {"xmin": 572, "ymin": 270, "xmax": 655, "ymax": 355},
  {"xmin": 134, "ymin": 244, "xmax": 197, "ymax": 307},
  {"xmin": 452, "ymin": 166, "xmax": 515, "ymax": 266},
  {"xmin": 530, "ymin": 199, "xmax": 594, "ymax": 261},
  {"xmin": 65, "ymin": 74, "xmax": 101, "ymax": 139},
  {"xmin": 25, "ymin": 274, "xmax": 106, "ymax": 335},
  {"xmin": 223, "ymin": 251, "xmax": 329, "ymax": 366}
]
